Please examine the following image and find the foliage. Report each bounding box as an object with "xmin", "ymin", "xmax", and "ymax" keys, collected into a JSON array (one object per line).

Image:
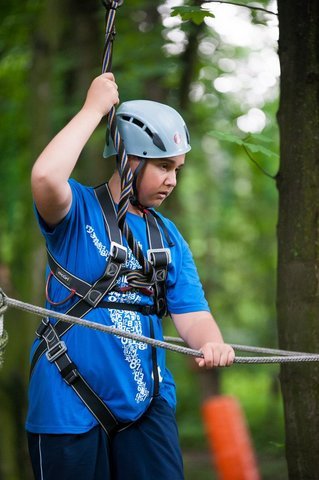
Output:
[{"xmin": 171, "ymin": 5, "xmax": 215, "ymax": 25}]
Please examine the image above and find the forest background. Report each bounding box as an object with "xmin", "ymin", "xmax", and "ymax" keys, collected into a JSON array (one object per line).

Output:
[{"xmin": 0, "ymin": 1, "xmax": 285, "ymax": 479}]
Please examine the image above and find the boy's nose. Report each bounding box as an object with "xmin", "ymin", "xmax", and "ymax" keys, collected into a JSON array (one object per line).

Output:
[{"xmin": 165, "ymin": 171, "xmax": 177, "ymax": 187}]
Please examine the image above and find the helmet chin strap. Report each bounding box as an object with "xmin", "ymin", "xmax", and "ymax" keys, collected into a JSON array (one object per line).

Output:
[{"xmin": 129, "ymin": 158, "xmax": 148, "ymax": 212}]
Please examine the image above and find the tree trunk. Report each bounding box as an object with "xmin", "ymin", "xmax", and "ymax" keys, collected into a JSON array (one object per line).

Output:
[{"xmin": 277, "ymin": 1, "xmax": 319, "ymax": 478}]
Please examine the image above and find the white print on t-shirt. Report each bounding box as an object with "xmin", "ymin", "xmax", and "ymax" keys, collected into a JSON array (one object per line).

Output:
[
  {"xmin": 86, "ymin": 225, "xmax": 108, "ymax": 257},
  {"xmin": 86, "ymin": 224, "xmax": 150, "ymax": 403},
  {"xmin": 86, "ymin": 224, "xmax": 142, "ymax": 270},
  {"xmin": 107, "ymin": 297, "xmax": 150, "ymax": 404}
]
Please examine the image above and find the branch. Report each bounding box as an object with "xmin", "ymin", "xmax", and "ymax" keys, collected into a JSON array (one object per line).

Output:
[
  {"xmin": 202, "ymin": 1, "xmax": 277, "ymax": 16},
  {"xmin": 242, "ymin": 145, "xmax": 276, "ymax": 179}
]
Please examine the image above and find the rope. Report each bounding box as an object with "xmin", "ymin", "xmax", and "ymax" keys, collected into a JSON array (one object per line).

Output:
[
  {"xmin": 0, "ymin": 303, "xmax": 9, "ymax": 367},
  {"xmin": 102, "ymin": 0, "xmax": 156, "ymax": 288},
  {"xmin": 1, "ymin": 290, "xmax": 319, "ymax": 364},
  {"xmin": 164, "ymin": 336, "xmax": 315, "ymax": 357}
]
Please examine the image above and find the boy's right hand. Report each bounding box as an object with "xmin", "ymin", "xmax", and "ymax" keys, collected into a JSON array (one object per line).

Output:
[{"xmin": 82, "ymin": 73, "xmax": 119, "ymax": 118}]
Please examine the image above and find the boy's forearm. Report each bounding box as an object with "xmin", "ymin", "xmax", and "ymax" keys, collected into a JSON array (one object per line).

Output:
[
  {"xmin": 172, "ymin": 311, "xmax": 224, "ymax": 350},
  {"xmin": 172, "ymin": 311, "xmax": 234, "ymax": 367}
]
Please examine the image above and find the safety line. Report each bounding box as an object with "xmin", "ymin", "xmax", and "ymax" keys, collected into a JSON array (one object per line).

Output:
[
  {"xmin": 1, "ymin": 292, "xmax": 319, "ymax": 364},
  {"xmin": 164, "ymin": 336, "xmax": 315, "ymax": 357}
]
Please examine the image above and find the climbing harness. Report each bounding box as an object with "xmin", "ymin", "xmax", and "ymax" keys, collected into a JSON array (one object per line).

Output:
[{"xmin": 28, "ymin": 182, "xmax": 171, "ymax": 436}]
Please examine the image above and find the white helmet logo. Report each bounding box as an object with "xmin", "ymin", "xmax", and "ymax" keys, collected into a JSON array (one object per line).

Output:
[{"xmin": 174, "ymin": 132, "xmax": 181, "ymax": 144}]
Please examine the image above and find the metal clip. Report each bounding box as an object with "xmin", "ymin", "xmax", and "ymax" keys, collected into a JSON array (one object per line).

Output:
[
  {"xmin": 46, "ymin": 341, "xmax": 67, "ymax": 363},
  {"xmin": 147, "ymin": 248, "xmax": 171, "ymax": 266},
  {"xmin": 110, "ymin": 241, "xmax": 127, "ymax": 263},
  {"xmin": 84, "ymin": 289, "xmax": 104, "ymax": 307}
]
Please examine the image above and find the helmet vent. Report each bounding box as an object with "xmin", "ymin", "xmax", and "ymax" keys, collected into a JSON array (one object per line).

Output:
[
  {"xmin": 120, "ymin": 114, "xmax": 166, "ymax": 152},
  {"xmin": 184, "ymin": 125, "xmax": 191, "ymax": 145}
]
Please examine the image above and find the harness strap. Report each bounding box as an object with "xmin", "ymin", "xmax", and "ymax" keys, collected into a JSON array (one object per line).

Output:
[
  {"xmin": 31, "ymin": 185, "xmax": 170, "ymax": 434},
  {"xmin": 30, "ymin": 270, "xmax": 122, "ymax": 375},
  {"xmin": 98, "ymin": 301, "xmax": 156, "ymax": 315},
  {"xmin": 32, "ymin": 186, "xmax": 128, "ymax": 374},
  {"xmin": 145, "ymin": 212, "xmax": 171, "ymax": 318},
  {"xmin": 36, "ymin": 318, "xmax": 130, "ymax": 436}
]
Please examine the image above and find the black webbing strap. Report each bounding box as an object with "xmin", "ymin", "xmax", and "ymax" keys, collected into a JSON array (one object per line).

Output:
[
  {"xmin": 149, "ymin": 316, "xmax": 159, "ymax": 397},
  {"xmin": 145, "ymin": 211, "xmax": 171, "ymax": 317},
  {"xmin": 36, "ymin": 318, "xmax": 128, "ymax": 436},
  {"xmin": 98, "ymin": 301, "xmax": 156, "ymax": 315},
  {"xmin": 30, "ymin": 186, "xmax": 169, "ymax": 434},
  {"xmin": 31, "ymin": 258, "xmax": 126, "ymax": 374},
  {"xmin": 94, "ymin": 183, "xmax": 123, "ymax": 246},
  {"xmin": 144, "ymin": 211, "xmax": 171, "ymax": 398},
  {"xmin": 31, "ymin": 184, "xmax": 128, "ymax": 374},
  {"xmin": 47, "ymin": 251, "xmax": 92, "ymax": 298}
]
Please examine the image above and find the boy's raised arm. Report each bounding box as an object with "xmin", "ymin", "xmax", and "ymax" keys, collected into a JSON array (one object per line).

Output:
[{"xmin": 31, "ymin": 73, "xmax": 119, "ymax": 227}]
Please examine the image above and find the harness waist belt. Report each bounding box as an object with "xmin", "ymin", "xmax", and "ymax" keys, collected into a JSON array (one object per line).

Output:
[{"xmin": 98, "ymin": 301, "xmax": 156, "ymax": 315}]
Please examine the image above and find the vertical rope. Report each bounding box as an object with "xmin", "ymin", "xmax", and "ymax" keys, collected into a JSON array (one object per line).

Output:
[
  {"xmin": 102, "ymin": 1, "xmax": 154, "ymax": 285},
  {"xmin": 102, "ymin": 0, "xmax": 132, "ymax": 228},
  {"xmin": 0, "ymin": 300, "xmax": 8, "ymax": 368}
]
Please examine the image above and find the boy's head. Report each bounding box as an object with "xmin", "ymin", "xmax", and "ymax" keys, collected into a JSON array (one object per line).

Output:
[{"xmin": 104, "ymin": 100, "xmax": 191, "ymax": 208}]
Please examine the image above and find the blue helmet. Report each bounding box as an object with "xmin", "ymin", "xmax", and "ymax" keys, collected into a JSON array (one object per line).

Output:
[{"xmin": 103, "ymin": 100, "xmax": 191, "ymax": 158}]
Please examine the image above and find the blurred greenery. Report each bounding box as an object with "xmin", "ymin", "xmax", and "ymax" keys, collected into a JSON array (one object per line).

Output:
[{"xmin": 0, "ymin": 0, "xmax": 285, "ymax": 479}]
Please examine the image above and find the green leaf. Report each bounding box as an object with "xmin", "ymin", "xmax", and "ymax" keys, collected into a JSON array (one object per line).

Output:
[
  {"xmin": 171, "ymin": 6, "xmax": 215, "ymax": 25},
  {"xmin": 244, "ymin": 142, "xmax": 279, "ymax": 160},
  {"xmin": 244, "ymin": 133, "xmax": 273, "ymax": 143},
  {"xmin": 210, "ymin": 130, "xmax": 279, "ymax": 160},
  {"xmin": 210, "ymin": 130, "xmax": 245, "ymax": 146}
]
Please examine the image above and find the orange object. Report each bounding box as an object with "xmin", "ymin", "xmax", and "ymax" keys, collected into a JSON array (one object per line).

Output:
[{"xmin": 202, "ymin": 395, "xmax": 260, "ymax": 480}]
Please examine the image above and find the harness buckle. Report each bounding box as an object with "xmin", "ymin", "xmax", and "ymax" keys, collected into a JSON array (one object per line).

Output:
[
  {"xmin": 110, "ymin": 241, "xmax": 127, "ymax": 263},
  {"xmin": 147, "ymin": 248, "xmax": 171, "ymax": 267},
  {"xmin": 45, "ymin": 341, "xmax": 67, "ymax": 363},
  {"xmin": 84, "ymin": 289, "xmax": 104, "ymax": 307},
  {"xmin": 154, "ymin": 269, "xmax": 167, "ymax": 282}
]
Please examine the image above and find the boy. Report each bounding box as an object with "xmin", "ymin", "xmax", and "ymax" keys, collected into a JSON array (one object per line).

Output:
[{"xmin": 27, "ymin": 72, "xmax": 234, "ymax": 480}]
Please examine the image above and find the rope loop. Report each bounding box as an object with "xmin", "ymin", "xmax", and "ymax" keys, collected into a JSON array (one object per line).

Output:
[{"xmin": 45, "ymin": 272, "xmax": 76, "ymax": 306}]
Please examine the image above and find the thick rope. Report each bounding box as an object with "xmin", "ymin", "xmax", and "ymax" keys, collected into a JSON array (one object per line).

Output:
[
  {"xmin": 102, "ymin": 0, "xmax": 155, "ymax": 287},
  {"xmin": 2, "ymin": 291, "xmax": 319, "ymax": 364},
  {"xmin": 0, "ymin": 304, "xmax": 9, "ymax": 367},
  {"xmin": 164, "ymin": 336, "xmax": 315, "ymax": 357}
]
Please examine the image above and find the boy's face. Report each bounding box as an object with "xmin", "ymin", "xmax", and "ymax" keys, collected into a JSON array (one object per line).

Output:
[{"xmin": 131, "ymin": 154, "xmax": 185, "ymax": 208}]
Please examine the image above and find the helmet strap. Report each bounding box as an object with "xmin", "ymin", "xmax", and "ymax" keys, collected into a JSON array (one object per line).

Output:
[{"xmin": 129, "ymin": 158, "xmax": 147, "ymax": 212}]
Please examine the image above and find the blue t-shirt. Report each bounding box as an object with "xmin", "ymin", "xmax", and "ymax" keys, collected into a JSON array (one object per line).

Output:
[{"xmin": 26, "ymin": 179, "xmax": 210, "ymax": 434}]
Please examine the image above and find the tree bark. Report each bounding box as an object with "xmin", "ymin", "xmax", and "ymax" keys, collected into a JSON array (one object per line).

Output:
[{"xmin": 277, "ymin": 1, "xmax": 319, "ymax": 478}]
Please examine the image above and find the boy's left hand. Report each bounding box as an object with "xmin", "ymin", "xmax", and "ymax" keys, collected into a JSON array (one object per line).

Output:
[{"xmin": 195, "ymin": 342, "xmax": 235, "ymax": 368}]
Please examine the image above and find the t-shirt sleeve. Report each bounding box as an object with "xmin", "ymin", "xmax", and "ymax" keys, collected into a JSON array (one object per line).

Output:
[
  {"xmin": 34, "ymin": 179, "xmax": 85, "ymax": 251},
  {"xmin": 165, "ymin": 223, "xmax": 211, "ymax": 315}
]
